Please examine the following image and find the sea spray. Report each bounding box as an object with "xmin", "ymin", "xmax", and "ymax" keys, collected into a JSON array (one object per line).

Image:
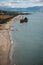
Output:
[{"xmin": 9, "ymin": 32, "xmax": 15, "ymax": 61}]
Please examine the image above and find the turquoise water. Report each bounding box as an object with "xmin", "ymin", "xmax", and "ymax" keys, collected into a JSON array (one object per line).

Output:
[{"xmin": 10, "ymin": 12, "xmax": 43, "ymax": 65}]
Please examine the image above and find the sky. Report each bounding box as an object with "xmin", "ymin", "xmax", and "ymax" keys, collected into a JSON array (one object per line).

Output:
[{"xmin": 0, "ymin": 0, "xmax": 43, "ymax": 8}]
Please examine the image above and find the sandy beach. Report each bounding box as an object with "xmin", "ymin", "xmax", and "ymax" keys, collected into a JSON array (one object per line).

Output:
[{"xmin": 0, "ymin": 15, "xmax": 21, "ymax": 65}]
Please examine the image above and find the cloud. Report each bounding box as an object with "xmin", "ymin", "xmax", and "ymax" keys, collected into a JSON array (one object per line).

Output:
[{"xmin": 0, "ymin": 0, "xmax": 43, "ymax": 8}]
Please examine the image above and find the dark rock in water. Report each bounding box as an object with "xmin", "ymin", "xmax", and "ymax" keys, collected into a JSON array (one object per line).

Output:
[
  {"xmin": 20, "ymin": 17, "xmax": 28, "ymax": 23},
  {"xmin": 24, "ymin": 17, "xmax": 28, "ymax": 22}
]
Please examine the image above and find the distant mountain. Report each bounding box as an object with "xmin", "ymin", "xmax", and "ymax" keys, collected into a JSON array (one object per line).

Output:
[
  {"xmin": 40, "ymin": 6, "xmax": 43, "ymax": 12},
  {"xmin": 27, "ymin": 6, "xmax": 43, "ymax": 12},
  {"xmin": 0, "ymin": 6, "xmax": 43, "ymax": 12}
]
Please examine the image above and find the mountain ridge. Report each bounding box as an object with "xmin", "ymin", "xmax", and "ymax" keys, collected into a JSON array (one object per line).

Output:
[{"xmin": 0, "ymin": 6, "xmax": 43, "ymax": 12}]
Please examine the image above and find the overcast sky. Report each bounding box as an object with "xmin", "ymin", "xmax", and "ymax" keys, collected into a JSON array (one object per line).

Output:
[{"xmin": 0, "ymin": 0, "xmax": 43, "ymax": 8}]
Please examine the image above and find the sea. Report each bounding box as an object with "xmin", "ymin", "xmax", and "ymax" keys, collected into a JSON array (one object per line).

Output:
[{"xmin": 10, "ymin": 12, "xmax": 43, "ymax": 65}]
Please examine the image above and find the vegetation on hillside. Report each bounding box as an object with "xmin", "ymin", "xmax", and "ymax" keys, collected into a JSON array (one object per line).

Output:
[{"xmin": 0, "ymin": 10, "xmax": 19, "ymax": 24}]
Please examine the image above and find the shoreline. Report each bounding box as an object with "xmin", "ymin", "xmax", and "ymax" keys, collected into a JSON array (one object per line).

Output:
[{"xmin": 0, "ymin": 15, "xmax": 21, "ymax": 65}]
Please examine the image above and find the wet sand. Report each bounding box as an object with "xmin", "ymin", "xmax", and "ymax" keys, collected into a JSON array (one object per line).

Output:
[{"xmin": 0, "ymin": 15, "xmax": 21, "ymax": 65}]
